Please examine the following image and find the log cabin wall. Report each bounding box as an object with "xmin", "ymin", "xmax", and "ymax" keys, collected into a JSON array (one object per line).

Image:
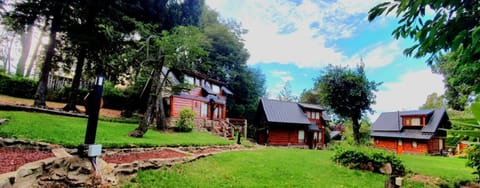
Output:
[
  {"xmin": 374, "ymin": 138, "xmax": 429, "ymax": 154},
  {"xmin": 268, "ymin": 127, "xmax": 303, "ymax": 145}
]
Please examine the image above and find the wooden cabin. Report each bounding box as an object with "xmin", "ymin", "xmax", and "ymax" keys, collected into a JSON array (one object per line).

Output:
[
  {"xmin": 371, "ymin": 109, "xmax": 451, "ymax": 155},
  {"xmin": 163, "ymin": 69, "xmax": 233, "ymax": 121},
  {"xmin": 255, "ymin": 98, "xmax": 329, "ymax": 149}
]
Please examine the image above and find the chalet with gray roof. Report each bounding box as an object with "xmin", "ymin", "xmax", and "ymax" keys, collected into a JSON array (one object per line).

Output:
[
  {"xmin": 371, "ymin": 109, "xmax": 451, "ymax": 155},
  {"xmin": 255, "ymin": 98, "xmax": 329, "ymax": 149}
]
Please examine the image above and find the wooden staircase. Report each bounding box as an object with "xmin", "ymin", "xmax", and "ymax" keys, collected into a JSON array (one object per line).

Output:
[{"xmin": 214, "ymin": 120, "xmax": 235, "ymax": 140}]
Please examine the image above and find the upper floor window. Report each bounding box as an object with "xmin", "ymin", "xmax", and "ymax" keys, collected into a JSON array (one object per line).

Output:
[
  {"xmin": 185, "ymin": 75, "xmax": 194, "ymax": 85},
  {"xmin": 306, "ymin": 111, "xmax": 321, "ymax": 120},
  {"xmin": 212, "ymin": 84, "xmax": 220, "ymax": 94},
  {"xmin": 403, "ymin": 116, "xmax": 424, "ymax": 126},
  {"xmin": 411, "ymin": 118, "xmax": 421, "ymax": 126},
  {"xmin": 194, "ymin": 78, "xmax": 201, "ymax": 86}
]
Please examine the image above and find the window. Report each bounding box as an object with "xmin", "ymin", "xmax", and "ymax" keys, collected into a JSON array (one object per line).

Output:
[
  {"xmin": 315, "ymin": 112, "xmax": 320, "ymax": 119},
  {"xmin": 212, "ymin": 84, "xmax": 220, "ymax": 94},
  {"xmin": 214, "ymin": 108, "xmax": 219, "ymax": 119},
  {"xmin": 411, "ymin": 118, "xmax": 421, "ymax": 126},
  {"xmin": 185, "ymin": 76, "xmax": 194, "ymax": 85},
  {"xmin": 298, "ymin": 130, "xmax": 305, "ymax": 143},
  {"xmin": 398, "ymin": 139, "xmax": 403, "ymax": 146},
  {"xmin": 194, "ymin": 78, "xmax": 201, "ymax": 86},
  {"xmin": 439, "ymin": 139, "xmax": 443, "ymax": 150},
  {"xmin": 201, "ymin": 103, "xmax": 208, "ymax": 117},
  {"xmin": 412, "ymin": 141, "xmax": 417, "ymax": 148}
]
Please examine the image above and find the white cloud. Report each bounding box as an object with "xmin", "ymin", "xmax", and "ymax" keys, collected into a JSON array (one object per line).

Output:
[
  {"xmin": 205, "ymin": 0, "xmax": 394, "ymax": 69},
  {"xmin": 347, "ymin": 40, "xmax": 402, "ymax": 68},
  {"xmin": 370, "ymin": 69, "xmax": 445, "ymax": 120},
  {"xmin": 271, "ymin": 70, "xmax": 294, "ymax": 82}
]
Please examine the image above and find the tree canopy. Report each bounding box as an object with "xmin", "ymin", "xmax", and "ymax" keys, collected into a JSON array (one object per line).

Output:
[
  {"xmin": 368, "ymin": 0, "xmax": 480, "ymax": 110},
  {"xmin": 419, "ymin": 92, "xmax": 445, "ymax": 110},
  {"xmin": 315, "ymin": 64, "xmax": 379, "ymax": 144}
]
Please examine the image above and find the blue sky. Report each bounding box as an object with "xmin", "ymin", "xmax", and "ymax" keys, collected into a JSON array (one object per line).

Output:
[{"xmin": 205, "ymin": 0, "xmax": 445, "ymax": 120}]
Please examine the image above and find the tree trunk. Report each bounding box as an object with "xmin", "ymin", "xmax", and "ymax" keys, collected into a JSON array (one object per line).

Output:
[
  {"xmin": 16, "ymin": 25, "xmax": 33, "ymax": 77},
  {"xmin": 352, "ymin": 116, "xmax": 361, "ymax": 145},
  {"xmin": 63, "ymin": 47, "xmax": 86, "ymax": 112},
  {"xmin": 129, "ymin": 67, "xmax": 161, "ymax": 137},
  {"xmin": 26, "ymin": 24, "xmax": 46, "ymax": 77},
  {"xmin": 5, "ymin": 33, "xmax": 16, "ymax": 73},
  {"xmin": 155, "ymin": 58, "xmax": 168, "ymax": 131},
  {"xmin": 33, "ymin": 14, "xmax": 60, "ymax": 107},
  {"xmin": 155, "ymin": 89, "xmax": 167, "ymax": 130}
]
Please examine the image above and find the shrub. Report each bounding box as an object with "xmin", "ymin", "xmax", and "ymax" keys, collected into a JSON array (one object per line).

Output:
[
  {"xmin": 332, "ymin": 146, "xmax": 405, "ymax": 176},
  {"xmin": 174, "ymin": 108, "xmax": 195, "ymax": 132},
  {"xmin": 466, "ymin": 145, "xmax": 480, "ymax": 182},
  {"xmin": 101, "ymin": 81, "xmax": 129, "ymax": 109},
  {"xmin": 0, "ymin": 73, "xmax": 37, "ymax": 98}
]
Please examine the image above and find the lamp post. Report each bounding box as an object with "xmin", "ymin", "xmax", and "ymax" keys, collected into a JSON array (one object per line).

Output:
[{"xmin": 80, "ymin": 75, "xmax": 104, "ymax": 157}]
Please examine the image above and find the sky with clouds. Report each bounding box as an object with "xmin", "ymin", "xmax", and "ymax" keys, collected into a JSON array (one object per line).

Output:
[{"xmin": 205, "ymin": 0, "xmax": 445, "ymax": 120}]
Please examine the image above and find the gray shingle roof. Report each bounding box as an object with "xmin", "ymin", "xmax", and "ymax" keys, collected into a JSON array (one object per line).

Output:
[
  {"xmin": 400, "ymin": 110, "xmax": 434, "ymax": 116},
  {"xmin": 260, "ymin": 98, "xmax": 311, "ymax": 125},
  {"xmin": 221, "ymin": 86, "xmax": 233, "ymax": 95},
  {"xmin": 371, "ymin": 109, "xmax": 450, "ymax": 140},
  {"xmin": 298, "ymin": 103, "xmax": 325, "ymax": 111}
]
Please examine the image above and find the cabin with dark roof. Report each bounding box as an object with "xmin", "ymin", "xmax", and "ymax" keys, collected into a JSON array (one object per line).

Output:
[
  {"xmin": 371, "ymin": 109, "xmax": 451, "ymax": 155},
  {"xmin": 254, "ymin": 98, "xmax": 329, "ymax": 149}
]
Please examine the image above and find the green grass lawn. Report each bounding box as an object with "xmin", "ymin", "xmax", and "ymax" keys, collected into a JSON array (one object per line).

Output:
[
  {"xmin": 0, "ymin": 111, "xmax": 232, "ymax": 148},
  {"xmin": 125, "ymin": 148, "xmax": 389, "ymax": 188},
  {"xmin": 400, "ymin": 154, "xmax": 475, "ymax": 181},
  {"xmin": 124, "ymin": 149, "xmax": 475, "ymax": 188}
]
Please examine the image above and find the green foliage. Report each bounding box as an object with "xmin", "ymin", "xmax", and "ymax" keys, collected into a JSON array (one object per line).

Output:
[
  {"xmin": 277, "ymin": 81, "xmax": 297, "ymax": 102},
  {"xmin": 341, "ymin": 120, "xmax": 372, "ymax": 146},
  {"xmin": 466, "ymin": 145, "xmax": 480, "ymax": 182},
  {"xmin": 333, "ymin": 146, "xmax": 405, "ymax": 176},
  {"xmin": 448, "ymin": 99, "xmax": 480, "ymax": 181},
  {"xmin": 315, "ymin": 64, "xmax": 379, "ymax": 144},
  {"xmin": 299, "ymin": 88, "xmax": 321, "ymax": 104},
  {"xmin": 174, "ymin": 108, "xmax": 195, "ymax": 132},
  {"xmin": 197, "ymin": 8, "xmax": 265, "ymax": 121},
  {"xmin": 419, "ymin": 92, "xmax": 445, "ymax": 110},
  {"xmin": 101, "ymin": 81, "xmax": 129, "ymax": 110},
  {"xmin": 0, "ymin": 111, "xmax": 232, "ymax": 147},
  {"xmin": 0, "ymin": 72, "xmax": 37, "ymax": 98}
]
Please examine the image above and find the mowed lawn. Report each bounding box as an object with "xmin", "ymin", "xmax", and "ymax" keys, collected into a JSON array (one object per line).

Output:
[
  {"xmin": 126, "ymin": 149, "xmax": 388, "ymax": 188},
  {"xmin": 125, "ymin": 149, "xmax": 475, "ymax": 188},
  {"xmin": 0, "ymin": 111, "xmax": 232, "ymax": 148}
]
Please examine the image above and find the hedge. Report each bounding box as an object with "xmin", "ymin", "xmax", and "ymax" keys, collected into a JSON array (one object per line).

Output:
[{"xmin": 332, "ymin": 146, "xmax": 405, "ymax": 176}]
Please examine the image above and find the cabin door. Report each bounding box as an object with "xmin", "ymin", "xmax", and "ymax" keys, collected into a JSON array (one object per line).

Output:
[{"xmin": 397, "ymin": 139, "xmax": 403, "ymax": 155}]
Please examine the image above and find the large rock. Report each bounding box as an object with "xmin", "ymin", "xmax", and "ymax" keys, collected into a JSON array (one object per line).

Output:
[
  {"xmin": 380, "ymin": 163, "xmax": 393, "ymax": 175},
  {"xmin": 11, "ymin": 156, "xmax": 117, "ymax": 187}
]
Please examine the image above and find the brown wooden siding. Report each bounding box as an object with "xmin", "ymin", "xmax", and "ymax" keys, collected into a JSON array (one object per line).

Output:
[
  {"xmin": 186, "ymin": 88, "xmax": 203, "ymax": 97},
  {"xmin": 374, "ymin": 138, "xmax": 430, "ymax": 154},
  {"xmin": 427, "ymin": 137, "xmax": 445, "ymax": 154},
  {"xmin": 268, "ymin": 128, "xmax": 302, "ymax": 145}
]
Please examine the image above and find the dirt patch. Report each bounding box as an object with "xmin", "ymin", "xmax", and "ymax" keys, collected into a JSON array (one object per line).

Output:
[
  {"xmin": 0, "ymin": 148, "xmax": 55, "ymax": 174},
  {"xmin": 406, "ymin": 174, "xmax": 441, "ymax": 186},
  {"xmin": 102, "ymin": 149, "xmax": 186, "ymax": 164},
  {"xmin": 0, "ymin": 94, "xmax": 122, "ymax": 118}
]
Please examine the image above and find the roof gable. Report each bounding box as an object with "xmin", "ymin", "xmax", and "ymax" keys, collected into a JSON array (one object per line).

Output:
[
  {"xmin": 371, "ymin": 108, "xmax": 450, "ymax": 140},
  {"xmin": 298, "ymin": 103, "xmax": 325, "ymax": 111},
  {"xmin": 260, "ymin": 98, "xmax": 311, "ymax": 125}
]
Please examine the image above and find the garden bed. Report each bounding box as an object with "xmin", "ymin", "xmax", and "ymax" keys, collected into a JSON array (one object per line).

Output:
[
  {"xmin": 0, "ymin": 148, "xmax": 55, "ymax": 174},
  {"xmin": 102, "ymin": 148, "xmax": 186, "ymax": 164}
]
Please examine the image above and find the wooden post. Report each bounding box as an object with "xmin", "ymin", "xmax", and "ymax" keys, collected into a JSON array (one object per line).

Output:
[{"xmin": 244, "ymin": 120, "xmax": 247, "ymax": 140}]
